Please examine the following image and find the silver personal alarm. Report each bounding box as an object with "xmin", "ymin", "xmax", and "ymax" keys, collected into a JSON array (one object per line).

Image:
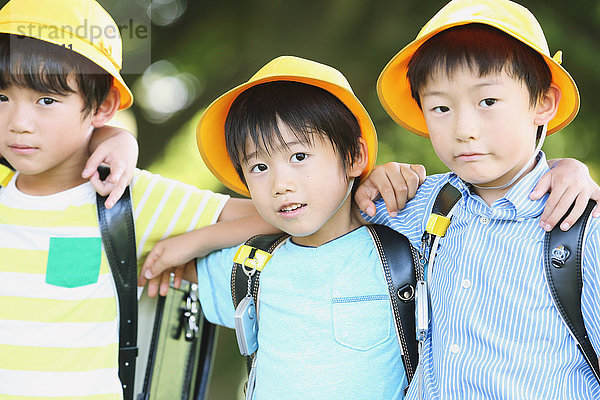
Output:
[{"xmin": 234, "ymin": 296, "xmax": 258, "ymax": 356}]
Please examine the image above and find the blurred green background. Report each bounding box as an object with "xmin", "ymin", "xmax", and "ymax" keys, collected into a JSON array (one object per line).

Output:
[
  {"xmin": 4, "ymin": 0, "xmax": 598, "ymax": 398},
  {"xmin": 108, "ymin": 0, "xmax": 600, "ymax": 399}
]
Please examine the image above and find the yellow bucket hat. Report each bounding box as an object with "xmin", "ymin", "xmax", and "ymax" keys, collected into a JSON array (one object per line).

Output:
[
  {"xmin": 377, "ymin": 0, "xmax": 579, "ymax": 137},
  {"xmin": 197, "ymin": 55, "xmax": 378, "ymax": 197},
  {"xmin": 0, "ymin": 0, "xmax": 133, "ymax": 110}
]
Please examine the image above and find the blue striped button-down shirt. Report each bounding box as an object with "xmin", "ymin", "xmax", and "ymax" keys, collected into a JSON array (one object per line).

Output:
[{"xmin": 366, "ymin": 153, "xmax": 600, "ymax": 399}]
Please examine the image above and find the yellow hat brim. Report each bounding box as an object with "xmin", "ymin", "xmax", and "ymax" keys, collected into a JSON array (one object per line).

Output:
[
  {"xmin": 197, "ymin": 57, "xmax": 377, "ymax": 197},
  {"xmin": 0, "ymin": 22, "xmax": 133, "ymax": 110}
]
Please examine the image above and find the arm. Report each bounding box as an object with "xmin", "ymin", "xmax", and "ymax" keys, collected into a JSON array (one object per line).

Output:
[
  {"xmin": 139, "ymin": 211, "xmax": 280, "ymax": 297},
  {"xmin": 354, "ymin": 162, "xmax": 426, "ymax": 217},
  {"xmin": 531, "ymin": 158, "xmax": 600, "ymax": 231},
  {"xmin": 85, "ymin": 126, "xmax": 138, "ymax": 209}
]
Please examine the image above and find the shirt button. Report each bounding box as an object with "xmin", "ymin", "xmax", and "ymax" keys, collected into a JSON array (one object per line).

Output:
[
  {"xmin": 449, "ymin": 344, "xmax": 460, "ymax": 354},
  {"xmin": 479, "ymin": 216, "xmax": 490, "ymax": 225},
  {"xmin": 461, "ymin": 279, "xmax": 472, "ymax": 289}
]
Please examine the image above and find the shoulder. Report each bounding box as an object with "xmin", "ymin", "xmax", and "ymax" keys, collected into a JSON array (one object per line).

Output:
[
  {"xmin": 366, "ymin": 173, "xmax": 456, "ymax": 241},
  {"xmin": 130, "ymin": 169, "xmax": 229, "ymax": 211}
]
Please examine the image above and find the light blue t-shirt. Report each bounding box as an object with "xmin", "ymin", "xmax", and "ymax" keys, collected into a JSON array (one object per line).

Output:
[{"xmin": 196, "ymin": 226, "xmax": 407, "ymax": 399}]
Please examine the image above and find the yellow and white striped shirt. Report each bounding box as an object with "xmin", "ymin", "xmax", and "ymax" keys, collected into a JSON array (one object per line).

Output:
[{"xmin": 0, "ymin": 169, "xmax": 228, "ymax": 400}]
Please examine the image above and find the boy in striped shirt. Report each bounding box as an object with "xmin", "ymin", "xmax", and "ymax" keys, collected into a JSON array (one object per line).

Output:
[
  {"xmin": 0, "ymin": 1, "xmax": 275, "ymax": 399},
  {"xmin": 360, "ymin": 0, "xmax": 600, "ymax": 398}
]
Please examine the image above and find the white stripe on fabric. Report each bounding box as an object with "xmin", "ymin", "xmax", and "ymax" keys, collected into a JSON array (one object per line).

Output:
[
  {"xmin": 137, "ymin": 181, "xmax": 175, "ymax": 255},
  {"xmin": 186, "ymin": 194, "xmax": 210, "ymax": 231},
  {"xmin": 0, "ymin": 272, "xmax": 113, "ymax": 300},
  {"xmin": 0, "ymin": 225, "xmax": 100, "ymax": 250},
  {"xmin": 0, "ymin": 320, "xmax": 117, "ymax": 348},
  {"xmin": 0, "ymin": 368, "xmax": 120, "ymax": 396},
  {"xmin": 161, "ymin": 188, "xmax": 192, "ymax": 239},
  {"xmin": 132, "ymin": 175, "xmax": 157, "ymax": 221}
]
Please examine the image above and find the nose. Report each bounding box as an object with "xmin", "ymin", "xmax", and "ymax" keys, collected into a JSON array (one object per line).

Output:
[
  {"xmin": 454, "ymin": 109, "xmax": 479, "ymax": 142},
  {"xmin": 9, "ymin": 103, "xmax": 35, "ymax": 134},
  {"xmin": 271, "ymin": 167, "xmax": 296, "ymax": 197}
]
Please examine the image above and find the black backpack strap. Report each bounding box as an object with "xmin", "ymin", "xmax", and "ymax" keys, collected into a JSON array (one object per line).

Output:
[
  {"xmin": 544, "ymin": 200, "xmax": 600, "ymax": 383},
  {"xmin": 366, "ymin": 224, "xmax": 419, "ymax": 383},
  {"xmin": 231, "ymin": 233, "xmax": 289, "ymax": 309},
  {"xmin": 231, "ymin": 233, "xmax": 289, "ymax": 375},
  {"xmin": 96, "ymin": 167, "xmax": 138, "ymax": 400}
]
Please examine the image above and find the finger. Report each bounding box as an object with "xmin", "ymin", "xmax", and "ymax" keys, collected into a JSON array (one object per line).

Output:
[
  {"xmin": 103, "ymin": 180, "xmax": 127, "ymax": 210},
  {"xmin": 89, "ymin": 172, "xmax": 113, "ymax": 197},
  {"xmin": 354, "ymin": 182, "xmax": 379, "ymax": 217},
  {"xmin": 592, "ymin": 190, "xmax": 600, "ymax": 218},
  {"xmin": 410, "ymin": 164, "xmax": 427, "ymax": 185},
  {"xmin": 141, "ymin": 247, "xmax": 165, "ymax": 280},
  {"xmin": 146, "ymin": 276, "xmax": 160, "ymax": 298},
  {"xmin": 559, "ymin": 193, "xmax": 589, "ymax": 231},
  {"xmin": 82, "ymin": 151, "xmax": 107, "ymax": 179},
  {"xmin": 538, "ymin": 179, "xmax": 569, "ymax": 227},
  {"xmin": 399, "ymin": 164, "xmax": 421, "ymax": 200},
  {"xmin": 541, "ymin": 187, "xmax": 578, "ymax": 231},
  {"xmin": 105, "ymin": 161, "xmax": 124, "ymax": 184},
  {"xmin": 159, "ymin": 270, "xmax": 172, "ymax": 297},
  {"xmin": 530, "ymin": 171, "xmax": 552, "ymax": 200},
  {"xmin": 172, "ymin": 266, "xmax": 184, "ymax": 289}
]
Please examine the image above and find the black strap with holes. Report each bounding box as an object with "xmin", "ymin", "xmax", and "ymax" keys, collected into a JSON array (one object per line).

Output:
[
  {"xmin": 544, "ymin": 200, "xmax": 600, "ymax": 384},
  {"xmin": 96, "ymin": 167, "xmax": 138, "ymax": 400}
]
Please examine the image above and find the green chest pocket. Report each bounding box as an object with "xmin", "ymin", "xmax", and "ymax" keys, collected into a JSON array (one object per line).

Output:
[{"xmin": 46, "ymin": 237, "xmax": 102, "ymax": 288}]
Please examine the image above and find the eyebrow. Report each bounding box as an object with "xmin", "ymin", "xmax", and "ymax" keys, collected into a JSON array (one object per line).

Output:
[
  {"xmin": 244, "ymin": 140, "xmax": 307, "ymax": 161},
  {"xmin": 421, "ymin": 81, "xmax": 500, "ymax": 98}
]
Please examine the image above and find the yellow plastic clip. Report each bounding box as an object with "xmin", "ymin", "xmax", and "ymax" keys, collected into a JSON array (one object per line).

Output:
[
  {"xmin": 426, "ymin": 214, "xmax": 451, "ymax": 237},
  {"xmin": 233, "ymin": 245, "xmax": 273, "ymax": 272},
  {"xmin": 0, "ymin": 164, "xmax": 14, "ymax": 187}
]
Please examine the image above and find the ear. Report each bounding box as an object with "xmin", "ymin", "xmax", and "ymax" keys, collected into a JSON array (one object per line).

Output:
[
  {"xmin": 533, "ymin": 82, "xmax": 561, "ymax": 126},
  {"xmin": 91, "ymin": 87, "xmax": 121, "ymax": 128},
  {"xmin": 348, "ymin": 137, "xmax": 369, "ymax": 179}
]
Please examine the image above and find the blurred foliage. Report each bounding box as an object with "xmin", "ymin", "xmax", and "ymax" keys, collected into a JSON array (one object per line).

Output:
[{"xmin": 121, "ymin": 0, "xmax": 600, "ymax": 186}]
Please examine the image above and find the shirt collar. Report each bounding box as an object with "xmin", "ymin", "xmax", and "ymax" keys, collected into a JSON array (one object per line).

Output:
[{"xmin": 447, "ymin": 151, "xmax": 549, "ymax": 220}]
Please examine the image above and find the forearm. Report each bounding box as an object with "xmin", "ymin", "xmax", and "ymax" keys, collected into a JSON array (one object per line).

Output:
[
  {"xmin": 88, "ymin": 125, "xmax": 136, "ymax": 155},
  {"xmin": 188, "ymin": 213, "xmax": 280, "ymax": 258}
]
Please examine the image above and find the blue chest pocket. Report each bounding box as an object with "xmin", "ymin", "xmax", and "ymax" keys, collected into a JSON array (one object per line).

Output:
[
  {"xmin": 332, "ymin": 290, "xmax": 392, "ymax": 351},
  {"xmin": 46, "ymin": 237, "xmax": 102, "ymax": 288}
]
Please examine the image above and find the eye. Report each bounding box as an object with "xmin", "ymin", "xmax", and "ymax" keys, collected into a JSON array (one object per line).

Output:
[
  {"xmin": 250, "ymin": 163, "xmax": 268, "ymax": 173},
  {"xmin": 0, "ymin": 94, "xmax": 8, "ymax": 102},
  {"xmin": 432, "ymin": 105, "xmax": 450, "ymax": 113},
  {"xmin": 37, "ymin": 97, "xmax": 56, "ymax": 106},
  {"xmin": 479, "ymin": 98, "xmax": 497, "ymax": 107},
  {"xmin": 290, "ymin": 153, "xmax": 307, "ymax": 163}
]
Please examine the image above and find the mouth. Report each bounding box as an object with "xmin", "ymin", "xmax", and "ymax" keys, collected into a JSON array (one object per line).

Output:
[
  {"xmin": 9, "ymin": 143, "xmax": 38, "ymax": 154},
  {"xmin": 279, "ymin": 203, "xmax": 306, "ymax": 214},
  {"xmin": 455, "ymin": 152, "xmax": 486, "ymax": 162}
]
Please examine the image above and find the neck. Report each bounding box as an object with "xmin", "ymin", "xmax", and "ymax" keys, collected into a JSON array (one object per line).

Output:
[
  {"xmin": 15, "ymin": 151, "xmax": 90, "ymax": 196},
  {"xmin": 292, "ymin": 196, "xmax": 361, "ymax": 247},
  {"xmin": 471, "ymin": 156, "xmax": 537, "ymax": 206}
]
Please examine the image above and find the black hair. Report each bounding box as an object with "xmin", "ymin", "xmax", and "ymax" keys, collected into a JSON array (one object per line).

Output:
[
  {"xmin": 224, "ymin": 81, "xmax": 362, "ymax": 186},
  {"xmin": 0, "ymin": 34, "xmax": 113, "ymax": 116},
  {"xmin": 407, "ymin": 24, "xmax": 552, "ymax": 108}
]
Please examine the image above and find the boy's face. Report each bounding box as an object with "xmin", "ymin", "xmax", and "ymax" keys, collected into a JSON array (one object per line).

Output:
[
  {"xmin": 241, "ymin": 122, "xmax": 364, "ymax": 247},
  {"xmin": 0, "ymin": 81, "xmax": 95, "ymax": 191},
  {"xmin": 420, "ymin": 65, "xmax": 541, "ymax": 192}
]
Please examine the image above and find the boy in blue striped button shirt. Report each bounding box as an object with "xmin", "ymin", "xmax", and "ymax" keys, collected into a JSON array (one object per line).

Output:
[{"xmin": 361, "ymin": 0, "xmax": 600, "ymax": 398}]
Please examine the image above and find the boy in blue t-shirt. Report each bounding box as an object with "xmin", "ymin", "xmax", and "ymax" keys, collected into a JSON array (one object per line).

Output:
[
  {"xmin": 361, "ymin": 0, "xmax": 600, "ymax": 398},
  {"xmin": 142, "ymin": 55, "xmax": 410, "ymax": 399}
]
